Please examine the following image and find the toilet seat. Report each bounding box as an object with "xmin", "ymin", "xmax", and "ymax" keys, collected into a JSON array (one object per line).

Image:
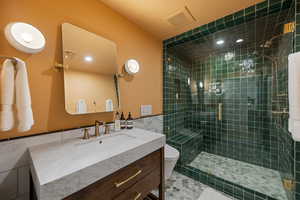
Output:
[{"xmin": 165, "ymin": 144, "xmax": 179, "ymax": 160}]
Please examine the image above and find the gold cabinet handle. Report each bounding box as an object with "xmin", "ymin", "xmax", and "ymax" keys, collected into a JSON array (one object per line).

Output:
[
  {"xmin": 134, "ymin": 193, "xmax": 141, "ymax": 200},
  {"xmin": 115, "ymin": 170, "xmax": 142, "ymax": 188}
]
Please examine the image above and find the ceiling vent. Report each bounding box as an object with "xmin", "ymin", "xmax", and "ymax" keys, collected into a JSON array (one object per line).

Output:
[{"xmin": 166, "ymin": 6, "xmax": 197, "ymax": 27}]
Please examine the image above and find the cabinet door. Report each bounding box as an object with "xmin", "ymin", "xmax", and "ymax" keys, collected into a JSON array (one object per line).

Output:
[
  {"xmin": 63, "ymin": 150, "xmax": 161, "ymax": 200},
  {"xmin": 113, "ymin": 169, "xmax": 160, "ymax": 200}
]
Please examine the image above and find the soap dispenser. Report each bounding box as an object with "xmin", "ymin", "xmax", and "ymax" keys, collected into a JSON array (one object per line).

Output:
[
  {"xmin": 126, "ymin": 112, "xmax": 133, "ymax": 129},
  {"xmin": 114, "ymin": 111, "xmax": 121, "ymax": 131},
  {"xmin": 120, "ymin": 112, "xmax": 126, "ymax": 129}
]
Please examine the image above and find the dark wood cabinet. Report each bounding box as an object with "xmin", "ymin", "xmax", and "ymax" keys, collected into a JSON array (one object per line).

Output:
[{"xmin": 63, "ymin": 148, "xmax": 165, "ymax": 200}]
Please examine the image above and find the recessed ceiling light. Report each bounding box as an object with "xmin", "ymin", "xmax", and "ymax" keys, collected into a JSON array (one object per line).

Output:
[
  {"xmin": 84, "ymin": 56, "xmax": 93, "ymax": 62},
  {"xmin": 216, "ymin": 40, "xmax": 224, "ymax": 45},
  {"xmin": 236, "ymin": 39, "xmax": 244, "ymax": 43}
]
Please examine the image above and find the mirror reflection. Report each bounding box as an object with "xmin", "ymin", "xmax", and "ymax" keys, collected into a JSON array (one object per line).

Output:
[{"xmin": 62, "ymin": 23, "xmax": 119, "ymax": 115}]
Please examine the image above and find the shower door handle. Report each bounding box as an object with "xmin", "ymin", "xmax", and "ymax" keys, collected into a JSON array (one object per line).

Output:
[{"xmin": 218, "ymin": 103, "xmax": 223, "ymax": 121}]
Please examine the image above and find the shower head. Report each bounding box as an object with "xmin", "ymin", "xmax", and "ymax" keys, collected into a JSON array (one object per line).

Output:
[
  {"xmin": 260, "ymin": 40, "xmax": 272, "ymax": 48},
  {"xmin": 260, "ymin": 22, "xmax": 294, "ymax": 48}
]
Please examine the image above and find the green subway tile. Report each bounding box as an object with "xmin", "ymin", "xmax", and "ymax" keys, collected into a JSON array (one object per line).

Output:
[
  {"xmin": 256, "ymin": 1, "xmax": 268, "ymax": 10},
  {"xmin": 245, "ymin": 5, "xmax": 255, "ymax": 15},
  {"xmin": 269, "ymin": 3, "xmax": 282, "ymax": 14},
  {"xmin": 282, "ymin": 0, "xmax": 293, "ymax": 9},
  {"xmin": 234, "ymin": 10, "xmax": 245, "ymax": 20},
  {"xmin": 234, "ymin": 18, "xmax": 244, "ymax": 25},
  {"xmin": 208, "ymin": 21, "xmax": 217, "ymax": 33},
  {"xmin": 269, "ymin": 0, "xmax": 282, "ymax": 5},
  {"xmin": 233, "ymin": 186, "xmax": 243, "ymax": 199},
  {"xmin": 216, "ymin": 18, "xmax": 225, "ymax": 30},
  {"xmin": 163, "ymin": 0, "xmax": 295, "ymax": 199},
  {"xmin": 225, "ymin": 14, "xmax": 234, "ymax": 22},
  {"xmin": 297, "ymin": 26, "xmax": 300, "ymax": 34}
]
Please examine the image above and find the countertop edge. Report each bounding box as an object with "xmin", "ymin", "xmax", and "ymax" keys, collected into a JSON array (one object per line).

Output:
[{"xmin": 31, "ymin": 131, "xmax": 165, "ymax": 200}]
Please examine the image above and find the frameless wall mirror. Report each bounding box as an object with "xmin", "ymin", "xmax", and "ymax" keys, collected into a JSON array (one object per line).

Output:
[{"xmin": 61, "ymin": 23, "xmax": 119, "ymax": 115}]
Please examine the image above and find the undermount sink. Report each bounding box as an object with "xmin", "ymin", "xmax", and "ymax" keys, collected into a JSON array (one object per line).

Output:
[
  {"xmin": 75, "ymin": 133, "xmax": 138, "ymax": 150},
  {"xmin": 75, "ymin": 133, "xmax": 136, "ymax": 147}
]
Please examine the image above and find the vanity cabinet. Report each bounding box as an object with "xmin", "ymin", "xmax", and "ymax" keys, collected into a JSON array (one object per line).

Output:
[
  {"xmin": 63, "ymin": 148, "xmax": 165, "ymax": 200},
  {"xmin": 29, "ymin": 129, "xmax": 165, "ymax": 200}
]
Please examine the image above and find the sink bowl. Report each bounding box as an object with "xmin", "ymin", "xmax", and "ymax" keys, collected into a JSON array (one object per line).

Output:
[{"xmin": 74, "ymin": 133, "xmax": 138, "ymax": 152}]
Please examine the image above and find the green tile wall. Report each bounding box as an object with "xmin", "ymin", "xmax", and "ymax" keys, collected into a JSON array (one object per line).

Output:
[
  {"xmin": 163, "ymin": 0, "xmax": 296, "ymax": 200},
  {"xmin": 295, "ymin": 0, "xmax": 300, "ymax": 51},
  {"xmin": 163, "ymin": 54, "xmax": 191, "ymax": 139},
  {"xmin": 192, "ymin": 53, "xmax": 277, "ymax": 169},
  {"xmin": 187, "ymin": 33, "xmax": 293, "ymax": 172}
]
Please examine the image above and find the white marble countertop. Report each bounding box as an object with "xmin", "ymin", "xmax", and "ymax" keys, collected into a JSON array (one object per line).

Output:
[{"xmin": 29, "ymin": 128, "xmax": 166, "ymax": 200}]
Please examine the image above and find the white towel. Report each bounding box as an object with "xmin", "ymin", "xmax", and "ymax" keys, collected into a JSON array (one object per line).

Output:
[
  {"xmin": 289, "ymin": 52, "xmax": 300, "ymax": 120},
  {"xmin": 15, "ymin": 58, "xmax": 34, "ymax": 132},
  {"xmin": 0, "ymin": 59, "xmax": 15, "ymax": 131},
  {"xmin": 0, "ymin": 58, "xmax": 34, "ymax": 132},
  {"xmin": 288, "ymin": 52, "xmax": 300, "ymax": 141}
]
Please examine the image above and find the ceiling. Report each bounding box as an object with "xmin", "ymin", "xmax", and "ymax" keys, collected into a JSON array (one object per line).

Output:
[
  {"xmin": 100, "ymin": 0, "xmax": 263, "ymax": 40},
  {"xmin": 168, "ymin": 8, "xmax": 294, "ymax": 63}
]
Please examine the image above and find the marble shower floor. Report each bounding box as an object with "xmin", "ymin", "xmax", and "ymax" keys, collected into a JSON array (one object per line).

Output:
[
  {"xmin": 152, "ymin": 172, "xmax": 234, "ymax": 200},
  {"xmin": 188, "ymin": 152, "xmax": 288, "ymax": 200}
]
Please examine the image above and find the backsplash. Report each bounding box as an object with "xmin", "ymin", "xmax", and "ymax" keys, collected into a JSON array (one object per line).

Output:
[{"xmin": 134, "ymin": 115, "xmax": 163, "ymax": 134}]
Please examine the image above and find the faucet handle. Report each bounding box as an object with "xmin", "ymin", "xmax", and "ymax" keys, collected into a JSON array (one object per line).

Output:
[
  {"xmin": 82, "ymin": 128, "xmax": 90, "ymax": 140},
  {"xmin": 95, "ymin": 120, "xmax": 104, "ymax": 125},
  {"xmin": 104, "ymin": 123, "xmax": 110, "ymax": 135},
  {"xmin": 95, "ymin": 121, "xmax": 103, "ymax": 137}
]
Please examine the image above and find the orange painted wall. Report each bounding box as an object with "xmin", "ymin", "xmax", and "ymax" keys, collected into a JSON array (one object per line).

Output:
[{"xmin": 0, "ymin": 0, "xmax": 163, "ymax": 139}]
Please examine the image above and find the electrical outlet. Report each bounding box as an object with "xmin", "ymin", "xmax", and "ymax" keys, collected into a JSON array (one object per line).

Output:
[{"xmin": 141, "ymin": 105, "xmax": 152, "ymax": 116}]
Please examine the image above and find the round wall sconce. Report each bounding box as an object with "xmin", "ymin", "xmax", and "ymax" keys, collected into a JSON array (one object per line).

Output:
[
  {"xmin": 118, "ymin": 59, "xmax": 140, "ymax": 77},
  {"xmin": 125, "ymin": 59, "xmax": 140, "ymax": 75},
  {"xmin": 4, "ymin": 22, "xmax": 46, "ymax": 54}
]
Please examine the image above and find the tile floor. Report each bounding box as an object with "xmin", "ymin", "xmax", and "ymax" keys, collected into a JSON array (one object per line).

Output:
[
  {"xmin": 154, "ymin": 171, "xmax": 234, "ymax": 200},
  {"xmin": 189, "ymin": 152, "xmax": 287, "ymax": 200}
]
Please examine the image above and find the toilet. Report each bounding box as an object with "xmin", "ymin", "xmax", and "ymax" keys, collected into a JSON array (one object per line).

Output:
[{"xmin": 164, "ymin": 144, "xmax": 180, "ymax": 180}]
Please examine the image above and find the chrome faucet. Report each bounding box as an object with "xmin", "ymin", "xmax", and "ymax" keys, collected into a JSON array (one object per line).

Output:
[{"xmin": 95, "ymin": 120, "xmax": 104, "ymax": 137}]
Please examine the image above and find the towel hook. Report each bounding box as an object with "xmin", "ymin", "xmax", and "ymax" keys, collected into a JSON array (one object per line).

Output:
[
  {"xmin": 0, "ymin": 55, "xmax": 18, "ymax": 71},
  {"xmin": 0, "ymin": 55, "xmax": 17, "ymax": 66}
]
